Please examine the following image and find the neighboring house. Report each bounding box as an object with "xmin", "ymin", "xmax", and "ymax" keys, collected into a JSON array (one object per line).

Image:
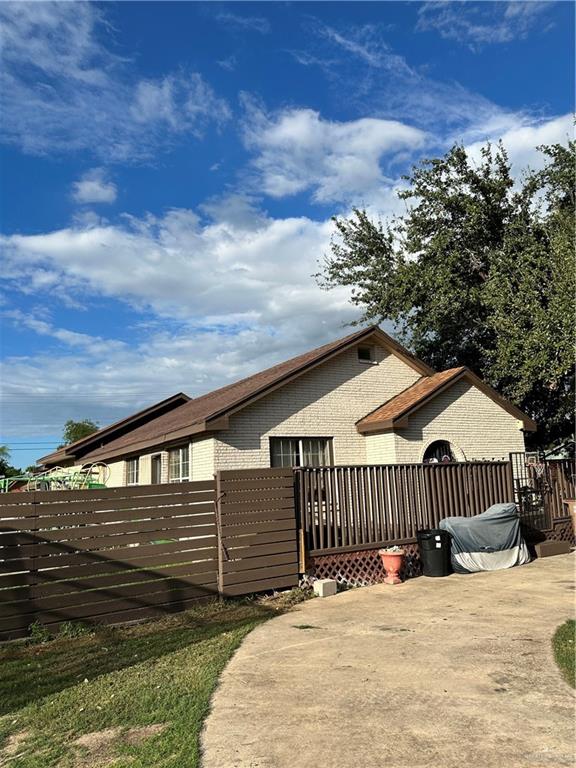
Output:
[{"xmin": 39, "ymin": 326, "xmax": 536, "ymax": 486}]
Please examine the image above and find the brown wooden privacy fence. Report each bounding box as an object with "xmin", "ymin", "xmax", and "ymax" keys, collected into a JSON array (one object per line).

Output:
[
  {"xmin": 0, "ymin": 470, "xmax": 299, "ymax": 641},
  {"xmin": 0, "ymin": 482, "xmax": 219, "ymax": 639},
  {"xmin": 296, "ymin": 461, "xmax": 514, "ymax": 555},
  {"xmin": 216, "ymin": 468, "xmax": 299, "ymax": 596}
]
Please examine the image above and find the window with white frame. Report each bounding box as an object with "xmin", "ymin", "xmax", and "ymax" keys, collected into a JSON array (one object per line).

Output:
[
  {"xmin": 270, "ymin": 437, "xmax": 333, "ymax": 468},
  {"xmin": 126, "ymin": 457, "xmax": 139, "ymax": 485},
  {"xmin": 168, "ymin": 446, "xmax": 190, "ymax": 482}
]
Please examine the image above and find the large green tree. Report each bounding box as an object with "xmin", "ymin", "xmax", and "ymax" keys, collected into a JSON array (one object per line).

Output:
[
  {"xmin": 0, "ymin": 446, "xmax": 21, "ymax": 478},
  {"xmin": 319, "ymin": 141, "xmax": 575, "ymax": 448},
  {"xmin": 58, "ymin": 419, "xmax": 99, "ymax": 449}
]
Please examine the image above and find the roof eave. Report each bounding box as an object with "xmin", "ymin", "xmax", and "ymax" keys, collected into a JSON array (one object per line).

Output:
[
  {"xmin": 208, "ymin": 326, "xmax": 434, "ymax": 426},
  {"xmin": 355, "ymin": 367, "xmax": 536, "ymax": 434},
  {"xmin": 77, "ymin": 416, "xmax": 230, "ymax": 464}
]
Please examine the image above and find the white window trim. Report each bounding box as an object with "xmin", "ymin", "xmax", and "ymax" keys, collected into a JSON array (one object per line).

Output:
[
  {"xmin": 269, "ymin": 437, "xmax": 334, "ymax": 468},
  {"xmin": 168, "ymin": 445, "xmax": 191, "ymax": 483},
  {"xmin": 126, "ymin": 457, "xmax": 139, "ymax": 486}
]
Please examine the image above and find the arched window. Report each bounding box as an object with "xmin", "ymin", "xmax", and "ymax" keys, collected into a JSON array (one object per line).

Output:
[{"xmin": 423, "ymin": 440, "xmax": 455, "ymax": 464}]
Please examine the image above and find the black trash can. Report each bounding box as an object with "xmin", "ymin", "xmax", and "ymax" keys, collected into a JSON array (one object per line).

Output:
[{"xmin": 417, "ymin": 529, "xmax": 452, "ymax": 577}]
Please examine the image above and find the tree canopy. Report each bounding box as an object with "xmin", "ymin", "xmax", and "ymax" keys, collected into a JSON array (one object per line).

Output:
[
  {"xmin": 59, "ymin": 419, "xmax": 99, "ymax": 449},
  {"xmin": 0, "ymin": 446, "xmax": 21, "ymax": 478},
  {"xmin": 319, "ymin": 140, "xmax": 575, "ymax": 448}
]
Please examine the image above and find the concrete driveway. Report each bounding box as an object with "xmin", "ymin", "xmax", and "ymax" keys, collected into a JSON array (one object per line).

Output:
[{"xmin": 202, "ymin": 554, "xmax": 575, "ymax": 768}]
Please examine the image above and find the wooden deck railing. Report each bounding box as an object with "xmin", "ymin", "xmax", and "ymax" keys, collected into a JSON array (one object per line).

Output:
[{"xmin": 296, "ymin": 461, "xmax": 514, "ymax": 555}]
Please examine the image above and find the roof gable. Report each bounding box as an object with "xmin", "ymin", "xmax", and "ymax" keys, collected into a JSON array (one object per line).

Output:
[
  {"xmin": 356, "ymin": 367, "xmax": 536, "ymax": 433},
  {"xmin": 45, "ymin": 326, "xmax": 433, "ymax": 465}
]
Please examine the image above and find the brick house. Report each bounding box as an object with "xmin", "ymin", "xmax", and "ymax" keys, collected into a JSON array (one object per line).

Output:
[{"xmin": 39, "ymin": 326, "xmax": 535, "ymax": 486}]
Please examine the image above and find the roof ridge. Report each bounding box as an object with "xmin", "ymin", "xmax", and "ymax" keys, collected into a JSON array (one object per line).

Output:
[{"xmin": 183, "ymin": 326, "xmax": 377, "ymax": 410}]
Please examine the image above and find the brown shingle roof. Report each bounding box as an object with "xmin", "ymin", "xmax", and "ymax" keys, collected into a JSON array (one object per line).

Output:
[
  {"xmin": 52, "ymin": 325, "xmax": 432, "ymax": 464},
  {"xmin": 39, "ymin": 392, "xmax": 190, "ymax": 465},
  {"xmin": 356, "ymin": 368, "xmax": 464, "ymax": 432},
  {"xmin": 356, "ymin": 366, "xmax": 536, "ymax": 433}
]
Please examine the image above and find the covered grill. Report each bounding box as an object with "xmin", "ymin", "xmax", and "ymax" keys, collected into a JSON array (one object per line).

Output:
[{"xmin": 439, "ymin": 503, "xmax": 530, "ymax": 574}]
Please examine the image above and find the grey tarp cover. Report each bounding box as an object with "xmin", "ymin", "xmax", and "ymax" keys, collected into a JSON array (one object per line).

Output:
[{"xmin": 439, "ymin": 503, "xmax": 530, "ymax": 573}]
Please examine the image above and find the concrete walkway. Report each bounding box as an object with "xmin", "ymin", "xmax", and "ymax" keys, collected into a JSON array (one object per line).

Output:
[{"xmin": 202, "ymin": 554, "xmax": 575, "ymax": 768}]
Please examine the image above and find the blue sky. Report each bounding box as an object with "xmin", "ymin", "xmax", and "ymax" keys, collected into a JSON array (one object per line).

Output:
[{"xmin": 0, "ymin": 0, "xmax": 573, "ymax": 468}]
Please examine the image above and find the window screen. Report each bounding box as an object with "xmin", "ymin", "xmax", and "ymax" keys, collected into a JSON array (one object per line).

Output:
[
  {"xmin": 270, "ymin": 437, "xmax": 332, "ymax": 468},
  {"xmin": 126, "ymin": 458, "xmax": 139, "ymax": 485},
  {"xmin": 168, "ymin": 446, "xmax": 190, "ymax": 482}
]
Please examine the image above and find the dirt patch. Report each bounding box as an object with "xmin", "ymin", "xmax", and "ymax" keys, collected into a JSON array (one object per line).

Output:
[
  {"xmin": 124, "ymin": 724, "xmax": 167, "ymax": 745},
  {"xmin": 72, "ymin": 724, "xmax": 167, "ymax": 767},
  {"xmin": 0, "ymin": 730, "xmax": 31, "ymax": 763}
]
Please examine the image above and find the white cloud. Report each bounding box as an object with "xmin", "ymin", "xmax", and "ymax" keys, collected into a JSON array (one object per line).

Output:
[
  {"xmin": 465, "ymin": 113, "xmax": 573, "ymax": 174},
  {"xmin": 1, "ymin": 111, "xmax": 571, "ymax": 445},
  {"xmin": 294, "ymin": 22, "xmax": 522, "ymax": 140},
  {"xmin": 417, "ymin": 1, "xmax": 554, "ymax": 48},
  {"xmin": 0, "ymin": 202, "xmax": 360, "ymax": 440},
  {"xmin": 3, "ymin": 309, "xmax": 127, "ymax": 355},
  {"xmin": 215, "ymin": 12, "xmax": 270, "ymax": 34},
  {"xmin": 242, "ymin": 101, "xmax": 427, "ymax": 203},
  {"xmin": 318, "ymin": 23, "xmax": 413, "ymax": 75},
  {"xmin": 72, "ymin": 168, "xmax": 117, "ymax": 204},
  {"xmin": 0, "ymin": 205, "xmax": 352, "ymax": 324},
  {"xmin": 130, "ymin": 73, "xmax": 230, "ymax": 134},
  {"xmin": 0, "ymin": 2, "xmax": 229, "ymax": 160}
]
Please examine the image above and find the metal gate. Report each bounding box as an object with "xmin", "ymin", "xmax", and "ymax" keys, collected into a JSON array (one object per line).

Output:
[{"xmin": 510, "ymin": 452, "xmax": 576, "ymax": 530}]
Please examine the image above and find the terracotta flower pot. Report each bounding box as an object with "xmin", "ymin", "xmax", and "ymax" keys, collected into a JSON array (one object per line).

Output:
[{"xmin": 378, "ymin": 549, "xmax": 405, "ymax": 585}]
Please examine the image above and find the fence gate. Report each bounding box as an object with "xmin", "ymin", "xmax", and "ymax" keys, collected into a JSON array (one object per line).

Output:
[
  {"xmin": 215, "ymin": 468, "xmax": 299, "ymax": 597},
  {"xmin": 510, "ymin": 453, "xmax": 576, "ymax": 534}
]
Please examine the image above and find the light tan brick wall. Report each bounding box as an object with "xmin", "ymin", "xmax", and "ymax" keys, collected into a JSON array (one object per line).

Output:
[
  {"xmin": 105, "ymin": 450, "xmax": 166, "ymax": 486},
  {"xmin": 190, "ymin": 437, "xmax": 215, "ymax": 480},
  {"xmin": 214, "ymin": 345, "xmax": 421, "ymax": 471},
  {"xmin": 100, "ymin": 441, "xmax": 214, "ymax": 487},
  {"xmin": 393, "ymin": 379, "xmax": 526, "ymax": 463},
  {"xmin": 106, "ymin": 459, "xmax": 125, "ymax": 487},
  {"xmin": 365, "ymin": 432, "xmax": 397, "ymax": 464}
]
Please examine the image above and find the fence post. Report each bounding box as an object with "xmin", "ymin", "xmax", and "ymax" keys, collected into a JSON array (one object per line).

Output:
[
  {"xmin": 29, "ymin": 492, "xmax": 39, "ymax": 606},
  {"xmin": 214, "ymin": 473, "xmax": 224, "ymax": 598},
  {"xmin": 504, "ymin": 461, "xmax": 515, "ymax": 502}
]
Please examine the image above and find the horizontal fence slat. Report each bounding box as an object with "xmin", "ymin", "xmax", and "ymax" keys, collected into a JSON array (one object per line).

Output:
[
  {"xmin": 34, "ymin": 549, "xmax": 217, "ymax": 582},
  {"xmin": 218, "ymin": 497, "xmax": 295, "ymax": 515},
  {"xmin": 28, "ymin": 481, "xmax": 215, "ymax": 503},
  {"xmin": 0, "ymin": 560, "xmax": 219, "ymax": 602},
  {"xmin": 0, "ymin": 572, "xmax": 218, "ymax": 618},
  {"xmin": 219, "ymin": 508, "xmax": 295, "ymax": 527},
  {"xmin": 222, "ymin": 552, "xmax": 296, "ymax": 574},
  {"xmin": 0, "ymin": 513, "xmax": 215, "ymax": 542},
  {"xmin": 218, "ymin": 477, "xmax": 293, "ymax": 492},
  {"xmin": 1, "ymin": 539, "xmax": 217, "ymax": 573},
  {"xmin": 224, "ymin": 529, "xmax": 296, "ymax": 550},
  {"xmin": 0, "ymin": 526, "xmax": 217, "ymax": 560},
  {"xmin": 221, "ymin": 487, "xmax": 294, "ymax": 502},
  {"xmin": 1, "ymin": 502, "xmax": 215, "ymax": 529},
  {"xmin": 223, "ymin": 562, "xmax": 296, "ymax": 588},
  {"xmin": 0, "ymin": 493, "xmax": 215, "ymax": 520},
  {"xmin": 0, "ymin": 594, "xmax": 217, "ymax": 640},
  {"xmin": 221, "ymin": 573, "xmax": 297, "ymax": 597},
  {"xmin": 0, "ymin": 584, "xmax": 218, "ymax": 633},
  {"xmin": 220, "ymin": 519, "xmax": 296, "ymax": 537},
  {"xmin": 218, "ymin": 468, "xmax": 293, "ymax": 481}
]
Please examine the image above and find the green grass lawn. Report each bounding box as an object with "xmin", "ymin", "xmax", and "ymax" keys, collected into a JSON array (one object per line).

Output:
[
  {"xmin": 552, "ymin": 619, "xmax": 575, "ymax": 688},
  {"xmin": 0, "ymin": 599, "xmax": 285, "ymax": 767}
]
